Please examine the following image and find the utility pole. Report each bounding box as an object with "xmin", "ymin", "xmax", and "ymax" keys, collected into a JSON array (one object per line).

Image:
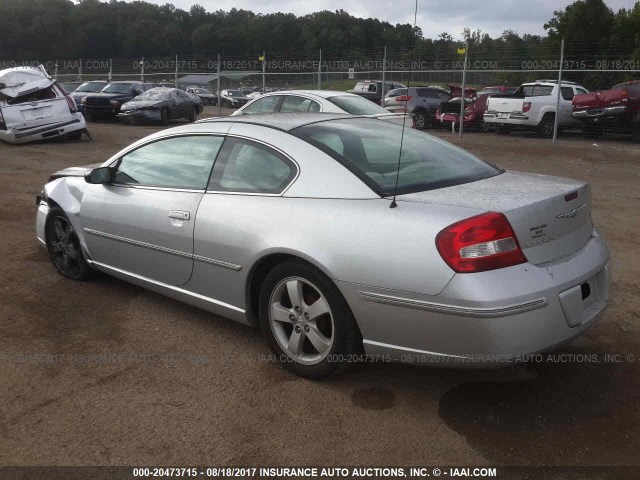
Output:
[
  {"xmin": 140, "ymin": 56, "xmax": 144, "ymax": 81},
  {"xmin": 458, "ymin": 41, "xmax": 469, "ymax": 137},
  {"xmin": 78, "ymin": 58, "xmax": 82, "ymax": 82},
  {"xmin": 108, "ymin": 58, "xmax": 112, "ymax": 82},
  {"xmin": 217, "ymin": 53, "xmax": 221, "ymax": 116},
  {"xmin": 553, "ymin": 38, "xmax": 565, "ymax": 143},
  {"xmin": 54, "ymin": 62, "xmax": 58, "ymax": 80},
  {"xmin": 318, "ymin": 49, "xmax": 322, "ymax": 90},
  {"xmin": 381, "ymin": 45, "xmax": 387, "ymax": 106},
  {"xmin": 174, "ymin": 55, "xmax": 178, "ymax": 88},
  {"xmin": 262, "ymin": 51, "xmax": 266, "ymax": 91}
]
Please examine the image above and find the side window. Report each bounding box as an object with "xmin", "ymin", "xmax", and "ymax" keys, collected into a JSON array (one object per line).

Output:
[
  {"xmin": 280, "ymin": 96, "xmax": 320, "ymax": 113},
  {"xmin": 575, "ymin": 87, "xmax": 588, "ymax": 95},
  {"xmin": 561, "ymin": 87, "xmax": 574, "ymax": 100},
  {"xmin": 242, "ymin": 96, "xmax": 281, "ymax": 114},
  {"xmin": 114, "ymin": 136, "xmax": 224, "ymax": 189},
  {"xmin": 208, "ymin": 138, "xmax": 296, "ymax": 194}
]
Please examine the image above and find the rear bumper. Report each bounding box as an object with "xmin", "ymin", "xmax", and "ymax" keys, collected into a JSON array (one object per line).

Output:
[
  {"xmin": 483, "ymin": 112, "xmax": 531, "ymax": 125},
  {"xmin": 340, "ymin": 229, "xmax": 611, "ymax": 366},
  {"xmin": 0, "ymin": 114, "xmax": 86, "ymax": 144},
  {"xmin": 572, "ymin": 105, "xmax": 626, "ymax": 120}
]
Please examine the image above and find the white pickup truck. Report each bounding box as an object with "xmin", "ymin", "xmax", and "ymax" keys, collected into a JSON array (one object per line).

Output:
[{"xmin": 484, "ymin": 80, "xmax": 588, "ymax": 137}]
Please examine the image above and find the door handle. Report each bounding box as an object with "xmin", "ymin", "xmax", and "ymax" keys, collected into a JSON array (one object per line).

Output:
[{"xmin": 168, "ymin": 210, "xmax": 190, "ymax": 220}]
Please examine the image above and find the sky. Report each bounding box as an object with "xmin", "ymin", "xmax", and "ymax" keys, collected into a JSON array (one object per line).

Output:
[{"xmin": 139, "ymin": 0, "xmax": 635, "ymax": 39}]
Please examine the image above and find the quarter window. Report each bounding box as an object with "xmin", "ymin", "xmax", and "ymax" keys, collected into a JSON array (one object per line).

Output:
[
  {"xmin": 280, "ymin": 95, "xmax": 321, "ymax": 113},
  {"xmin": 114, "ymin": 135, "xmax": 224, "ymax": 189},
  {"xmin": 208, "ymin": 138, "xmax": 296, "ymax": 194},
  {"xmin": 242, "ymin": 95, "xmax": 281, "ymax": 114},
  {"xmin": 561, "ymin": 87, "xmax": 574, "ymax": 100}
]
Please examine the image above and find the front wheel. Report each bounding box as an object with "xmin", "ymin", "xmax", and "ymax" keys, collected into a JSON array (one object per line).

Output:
[
  {"xmin": 45, "ymin": 207, "xmax": 94, "ymax": 280},
  {"xmin": 160, "ymin": 108, "xmax": 169, "ymax": 126},
  {"xmin": 259, "ymin": 260, "xmax": 361, "ymax": 379},
  {"xmin": 188, "ymin": 107, "xmax": 197, "ymax": 123}
]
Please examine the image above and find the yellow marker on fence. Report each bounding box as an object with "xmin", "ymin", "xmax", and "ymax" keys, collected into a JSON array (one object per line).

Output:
[{"xmin": 457, "ymin": 47, "xmax": 466, "ymax": 55}]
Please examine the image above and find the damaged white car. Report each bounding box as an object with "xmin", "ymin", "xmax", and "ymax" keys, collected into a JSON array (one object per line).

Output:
[{"xmin": 0, "ymin": 65, "xmax": 88, "ymax": 144}]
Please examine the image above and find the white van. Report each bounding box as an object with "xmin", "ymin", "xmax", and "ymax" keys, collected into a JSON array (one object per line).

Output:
[{"xmin": 0, "ymin": 65, "xmax": 87, "ymax": 144}]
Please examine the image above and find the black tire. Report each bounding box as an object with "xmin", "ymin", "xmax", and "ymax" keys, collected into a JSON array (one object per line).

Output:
[
  {"xmin": 537, "ymin": 114, "xmax": 555, "ymax": 138},
  {"xmin": 45, "ymin": 207, "xmax": 94, "ymax": 281},
  {"xmin": 258, "ymin": 260, "xmax": 361, "ymax": 379},
  {"xmin": 160, "ymin": 108, "xmax": 169, "ymax": 126},
  {"xmin": 582, "ymin": 124, "xmax": 603, "ymax": 139},
  {"xmin": 188, "ymin": 107, "xmax": 197, "ymax": 123},
  {"xmin": 66, "ymin": 130, "xmax": 82, "ymax": 140},
  {"xmin": 84, "ymin": 112, "xmax": 94, "ymax": 122},
  {"xmin": 479, "ymin": 120, "xmax": 492, "ymax": 133},
  {"xmin": 413, "ymin": 112, "xmax": 427, "ymax": 130}
]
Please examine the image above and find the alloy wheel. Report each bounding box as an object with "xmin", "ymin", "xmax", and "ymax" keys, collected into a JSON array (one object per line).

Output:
[
  {"xmin": 269, "ymin": 276, "xmax": 334, "ymax": 365},
  {"xmin": 48, "ymin": 216, "xmax": 82, "ymax": 276}
]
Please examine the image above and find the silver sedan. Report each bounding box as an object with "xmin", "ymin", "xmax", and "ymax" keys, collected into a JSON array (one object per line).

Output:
[{"xmin": 36, "ymin": 114, "xmax": 611, "ymax": 378}]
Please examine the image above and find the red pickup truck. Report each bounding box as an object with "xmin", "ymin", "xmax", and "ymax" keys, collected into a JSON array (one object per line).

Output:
[{"xmin": 572, "ymin": 80, "xmax": 640, "ymax": 139}]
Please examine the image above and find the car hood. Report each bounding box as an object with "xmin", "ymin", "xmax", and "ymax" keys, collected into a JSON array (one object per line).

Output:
[
  {"xmin": 0, "ymin": 65, "xmax": 54, "ymax": 98},
  {"xmin": 123, "ymin": 100, "xmax": 163, "ymax": 109},
  {"xmin": 49, "ymin": 163, "xmax": 102, "ymax": 181},
  {"xmin": 85, "ymin": 92, "xmax": 132, "ymax": 100}
]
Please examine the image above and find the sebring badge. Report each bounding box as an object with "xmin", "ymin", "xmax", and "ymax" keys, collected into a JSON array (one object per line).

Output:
[{"xmin": 557, "ymin": 204, "xmax": 586, "ymax": 219}]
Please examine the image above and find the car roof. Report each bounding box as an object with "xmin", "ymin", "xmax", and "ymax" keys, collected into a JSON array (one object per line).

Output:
[
  {"xmin": 258, "ymin": 90, "xmax": 359, "ymax": 99},
  {"xmin": 197, "ymin": 112, "xmax": 354, "ymax": 131}
]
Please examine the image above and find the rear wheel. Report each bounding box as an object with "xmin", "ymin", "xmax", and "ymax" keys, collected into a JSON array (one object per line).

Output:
[
  {"xmin": 413, "ymin": 112, "xmax": 427, "ymax": 130},
  {"xmin": 160, "ymin": 108, "xmax": 169, "ymax": 126},
  {"xmin": 188, "ymin": 107, "xmax": 197, "ymax": 123},
  {"xmin": 497, "ymin": 125, "xmax": 511, "ymax": 134},
  {"xmin": 479, "ymin": 120, "xmax": 491, "ymax": 132},
  {"xmin": 259, "ymin": 260, "xmax": 360, "ymax": 379},
  {"xmin": 537, "ymin": 114, "xmax": 555, "ymax": 138},
  {"xmin": 45, "ymin": 207, "xmax": 94, "ymax": 280}
]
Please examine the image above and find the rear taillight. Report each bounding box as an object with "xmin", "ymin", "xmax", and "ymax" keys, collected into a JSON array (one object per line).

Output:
[
  {"xmin": 436, "ymin": 212, "xmax": 526, "ymax": 273},
  {"xmin": 522, "ymin": 102, "xmax": 531, "ymax": 113},
  {"xmin": 396, "ymin": 95, "xmax": 412, "ymax": 102},
  {"xmin": 62, "ymin": 90, "xmax": 77, "ymax": 113}
]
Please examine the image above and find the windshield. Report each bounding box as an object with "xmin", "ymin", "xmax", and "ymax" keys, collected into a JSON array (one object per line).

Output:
[
  {"xmin": 101, "ymin": 82, "xmax": 134, "ymax": 94},
  {"xmin": 326, "ymin": 96, "xmax": 389, "ymax": 115},
  {"xmin": 135, "ymin": 89, "xmax": 171, "ymax": 100},
  {"xmin": 294, "ymin": 118, "xmax": 501, "ymax": 195},
  {"xmin": 76, "ymin": 82, "xmax": 105, "ymax": 93},
  {"xmin": 227, "ymin": 90, "xmax": 243, "ymax": 97}
]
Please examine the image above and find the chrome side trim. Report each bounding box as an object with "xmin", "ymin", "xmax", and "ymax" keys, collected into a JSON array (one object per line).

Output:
[
  {"xmin": 83, "ymin": 228, "xmax": 242, "ymax": 271},
  {"xmin": 84, "ymin": 228, "xmax": 192, "ymax": 259},
  {"xmin": 193, "ymin": 254, "xmax": 242, "ymax": 271},
  {"xmin": 363, "ymin": 339, "xmax": 470, "ymax": 359},
  {"xmin": 87, "ymin": 259, "xmax": 245, "ymax": 314},
  {"xmin": 357, "ymin": 291, "xmax": 547, "ymax": 318}
]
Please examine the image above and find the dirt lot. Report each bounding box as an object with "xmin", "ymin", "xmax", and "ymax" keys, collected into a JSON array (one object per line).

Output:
[{"xmin": 1, "ymin": 107, "xmax": 639, "ymax": 474}]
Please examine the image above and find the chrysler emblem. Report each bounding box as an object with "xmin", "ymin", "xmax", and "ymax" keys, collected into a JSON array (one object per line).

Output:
[{"xmin": 557, "ymin": 204, "xmax": 585, "ymax": 219}]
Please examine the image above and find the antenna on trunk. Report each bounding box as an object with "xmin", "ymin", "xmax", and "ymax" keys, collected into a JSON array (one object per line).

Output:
[{"xmin": 390, "ymin": 0, "xmax": 419, "ymax": 209}]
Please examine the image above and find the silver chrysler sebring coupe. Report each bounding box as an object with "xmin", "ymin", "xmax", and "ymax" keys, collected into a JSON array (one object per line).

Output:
[{"xmin": 36, "ymin": 114, "xmax": 611, "ymax": 378}]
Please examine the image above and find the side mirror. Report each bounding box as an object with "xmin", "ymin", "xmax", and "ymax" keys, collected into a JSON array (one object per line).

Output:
[{"xmin": 85, "ymin": 166, "xmax": 114, "ymax": 184}]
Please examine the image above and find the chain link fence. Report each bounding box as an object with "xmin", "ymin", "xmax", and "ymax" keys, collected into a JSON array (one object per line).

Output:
[{"xmin": 3, "ymin": 43, "xmax": 639, "ymax": 142}]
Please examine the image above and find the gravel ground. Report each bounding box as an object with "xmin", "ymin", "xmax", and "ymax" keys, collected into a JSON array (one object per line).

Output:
[{"xmin": 1, "ymin": 108, "xmax": 639, "ymax": 474}]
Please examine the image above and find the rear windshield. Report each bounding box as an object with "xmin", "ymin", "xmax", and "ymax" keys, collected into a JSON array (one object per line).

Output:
[
  {"xmin": 294, "ymin": 118, "xmax": 501, "ymax": 195},
  {"xmin": 75, "ymin": 82, "xmax": 106, "ymax": 93},
  {"xmin": 101, "ymin": 83, "xmax": 134, "ymax": 94},
  {"xmin": 326, "ymin": 95, "xmax": 388, "ymax": 115},
  {"xmin": 7, "ymin": 86, "xmax": 57, "ymax": 105},
  {"xmin": 520, "ymin": 85, "xmax": 554, "ymax": 97},
  {"xmin": 136, "ymin": 89, "xmax": 171, "ymax": 100}
]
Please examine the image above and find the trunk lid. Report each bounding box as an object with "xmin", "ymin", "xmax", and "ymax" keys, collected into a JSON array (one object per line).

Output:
[
  {"xmin": 486, "ymin": 96, "xmax": 524, "ymax": 114},
  {"xmin": 398, "ymin": 171, "xmax": 593, "ymax": 265}
]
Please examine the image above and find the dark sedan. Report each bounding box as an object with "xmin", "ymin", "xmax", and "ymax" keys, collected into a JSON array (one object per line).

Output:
[
  {"xmin": 82, "ymin": 81, "xmax": 151, "ymax": 121},
  {"xmin": 118, "ymin": 87, "xmax": 201, "ymax": 125}
]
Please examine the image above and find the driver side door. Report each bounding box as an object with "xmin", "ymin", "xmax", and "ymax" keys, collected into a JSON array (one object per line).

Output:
[{"xmin": 80, "ymin": 134, "xmax": 225, "ymax": 286}]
